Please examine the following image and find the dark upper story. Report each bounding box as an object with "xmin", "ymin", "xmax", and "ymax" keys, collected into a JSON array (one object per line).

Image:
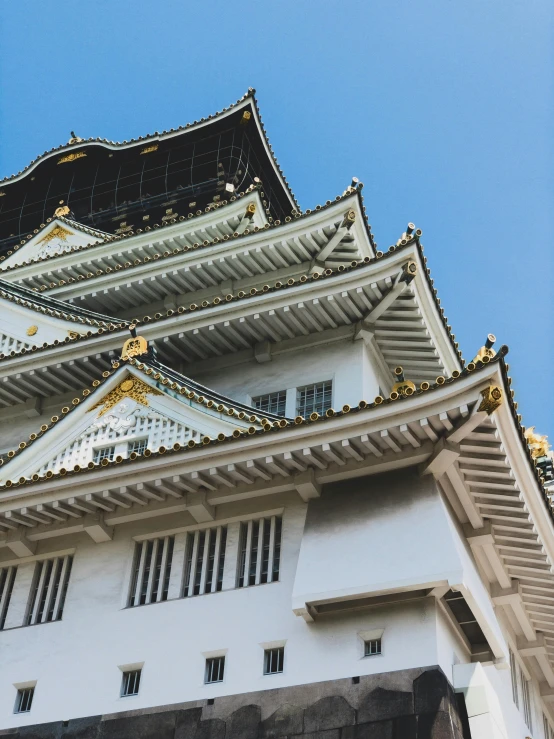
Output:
[{"xmin": 0, "ymin": 93, "xmax": 297, "ymax": 257}]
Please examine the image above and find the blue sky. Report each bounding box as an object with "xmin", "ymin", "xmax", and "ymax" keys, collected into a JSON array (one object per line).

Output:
[{"xmin": 1, "ymin": 1, "xmax": 552, "ymax": 432}]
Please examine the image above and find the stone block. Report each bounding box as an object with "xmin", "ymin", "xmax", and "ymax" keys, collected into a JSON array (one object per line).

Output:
[
  {"xmin": 62, "ymin": 716, "xmax": 102, "ymax": 739},
  {"xmin": 227, "ymin": 705, "xmax": 261, "ymax": 739},
  {"xmin": 18, "ymin": 723, "xmax": 63, "ymax": 739},
  {"xmin": 300, "ymin": 731, "xmax": 340, "ymax": 739},
  {"xmin": 261, "ymin": 703, "xmax": 304, "ymax": 738},
  {"xmin": 98, "ymin": 712, "xmax": 176, "ymax": 739},
  {"xmin": 194, "ymin": 719, "xmax": 226, "ymax": 739},
  {"xmin": 342, "ymin": 722, "xmax": 393, "ymax": 739},
  {"xmin": 413, "ymin": 670, "xmax": 451, "ymax": 716},
  {"xmin": 174, "ymin": 709, "xmax": 203, "ymax": 739},
  {"xmin": 417, "ymin": 712, "xmax": 460, "ymax": 739},
  {"xmin": 304, "ymin": 696, "xmax": 355, "ymax": 733},
  {"xmin": 392, "ymin": 715, "xmax": 416, "ymax": 739},
  {"xmin": 358, "ymin": 688, "xmax": 413, "ymax": 724}
]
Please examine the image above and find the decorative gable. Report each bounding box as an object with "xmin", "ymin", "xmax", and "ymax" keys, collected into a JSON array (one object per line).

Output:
[
  {"xmin": 1, "ymin": 218, "xmax": 108, "ymax": 268},
  {"xmin": 0, "ymin": 367, "xmax": 260, "ymax": 484}
]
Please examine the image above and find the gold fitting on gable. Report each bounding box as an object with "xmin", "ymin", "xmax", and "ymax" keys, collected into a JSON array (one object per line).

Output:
[
  {"xmin": 478, "ymin": 385, "xmax": 503, "ymax": 415},
  {"xmin": 54, "ymin": 200, "xmax": 71, "ymax": 217},
  {"xmin": 246, "ymin": 202, "xmax": 256, "ymax": 215},
  {"xmin": 26, "ymin": 325, "xmax": 38, "ymax": 337},
  {"xmin": 121, "ymin": 334, "xmax": 148, "ymax": 361},
  {"xmin": 342, "ymin": 209, "xmax": 356, "ymax": 228},
  {"xmin": 140, "ymin": 144, "xmax": 159, "ymax": 155},
  {"xmin": 89, "ymin": 375, "xmax": 163, "ymax": 417},
  {"xmin": 240, "ymin": 110, "xmax": 252, "ymax": 125}
]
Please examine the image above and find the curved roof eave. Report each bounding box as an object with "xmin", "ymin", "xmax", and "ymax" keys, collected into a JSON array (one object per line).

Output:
[{"xmin": 0, "ymin": 90, "xmax": 299, "ymax": 213}]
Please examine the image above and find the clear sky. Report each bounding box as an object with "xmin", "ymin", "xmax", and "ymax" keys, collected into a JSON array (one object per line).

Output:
[{"xmin": 1, "ymin": 1, "xmax": 552, "ymax": 432}]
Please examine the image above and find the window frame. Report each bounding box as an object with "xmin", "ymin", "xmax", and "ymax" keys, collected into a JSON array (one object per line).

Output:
[
  {"xmin": 364, "ymin": 638, "xmax": 383, "ymax": 657},
  {"xmin": 252, "ymin": 390, "xmax": 287, "ymax": 418},
  {"xmin": 14, "ymin": 687, "xmax": 34, "ymax": 714},
  {"xmin": 263, "ymin": 646, "xmax": 285, "ymax": 675},
  {"xmin": 92, "ymin": 445, "xmax": 116, "ymax": 464},
  {"xmin": 205, "ymin": 655, "xmax": 225, "ymax": 684},
  {"xmin": 295, "ymin": 380, "xmax": 333, "ymax": 417},
  {"xmin": 120, "ymin": 668, "xmax": 142, "ymax": 698}
]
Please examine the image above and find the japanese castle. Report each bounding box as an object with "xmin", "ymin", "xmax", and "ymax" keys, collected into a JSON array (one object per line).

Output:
[{"xmin": 0, "ymin": 90, "xmax": 553, "ymax": 739}]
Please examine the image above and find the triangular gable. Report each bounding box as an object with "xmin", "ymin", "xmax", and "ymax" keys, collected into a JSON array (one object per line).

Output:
[
  {"xmin": 0, "ymin": 363, "xmax": 262, "ymax": 483},
  {"xmin": 1, "ymin": 218, "xmax": 109, "ymax": 268},
  {"xmin": 0, "ymin": 291, "xmax": 102, "ymax": 353}
]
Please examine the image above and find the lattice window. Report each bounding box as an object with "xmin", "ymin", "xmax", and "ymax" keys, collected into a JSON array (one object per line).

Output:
[
  {"xmin": 128, "ymin": 536, "xmax": 175, "ymax": 607},
  {"xmin": 264, "ymin": 647, "xmax": 284, "ymax": 675},
  {"xmin": 182, "ymin": 527, "xmax": 227, "ymax": 597},
  {"xmin": 0, "ymin": 334, "xmax": 28, "ymax": 355},
  {"xmin": 0, "ymin": 566, "xmax": 17, "ymax": 630},
  {"xmin": 128, "ymin": 438, "xmax": 148, "ymax": 455},
  {"xmin": 205, "ymin": 656, "xmax": 225, "ymax": 684},
  {"xmin": 296, "ymin": 381, "xmax": 332, "ymax": 417},
  {"xmin": 14, "ymin": 687, "xmax": 34, "ymax": 713},
  {"xmin": 121, "ymin": 669, "xmax": 141, "ymax": 697},
  {"xmin": 93, "ymin": 445, "xmax": 115, "ymax": 464},
  {"xmin": 26, "ymin": 556, "xmax": 73, "ymax": 626},
  {"xmin": 237, "ymin": 516, "xmax": 282, "ymax": 588},
  {"xmin": 252, "ymin": 391, "xmax": 287, "ymax": 417}
]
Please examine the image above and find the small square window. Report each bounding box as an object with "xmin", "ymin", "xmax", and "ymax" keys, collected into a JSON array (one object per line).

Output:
[
  {"xmin": 364, "ymin": 638, "xmax": 382, "ymax": 657},
  {"xmin": 128, "ymin": 438, "xmax": 148, "ymax": 456},
  {"xmin": 205, "ymin": 656, "xmax": 225, "ymax": 684},
  {"xmin": 121, "ymin": 669, "xmax": 141, "ymax": 697},
  {"xmin": 296, "ymin": 381, "xmax": 332, "ymax": 417},
  {"xmin": 252, "ymin": 391, "xmax": 287, "ymax": 417},
  {"xmin": 264, "ymin": 647, "xmax": 284, "ymax": 675},
  {"xmin": 15, "ymin": 687, "xmax": 34, "ymax": 713},
  {"xmin": 93, "ymin": 446, "xmax": 115, "ymax": 464}
]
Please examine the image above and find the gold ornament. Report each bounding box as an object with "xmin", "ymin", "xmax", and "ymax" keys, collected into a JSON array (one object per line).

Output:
[
  {"xmin": 37, "ymin": 225, "xmax": 72, "ymax": 246},
  {"xmin": 478, "ymin": 386, "xmax": 503, "ymax": 415},
  {"xmin": 57, "ymin": 151, "xmax": 87, "ymax": 164},
  {"xmin": 26, "ymin": 325, "xmax": 38, "ymax": 336},
  {"xmin": 54, "ymin": 200, "xmax": 71, "ymax": 217},
  {"xmin": 89, "ymin": 376, "xmax": 163, "ymax": 417},
  {"xmin": 473, "ymin": 334, "xmax": 496, "ymax": 363},
  {"xmin": 391, "ymin": 366, "xmax": 416, "ymax": 397},
  {"xmin": 140, "ymin": 144, "xmax": 158, "ymax": 155},
  {"xmin": 121, "ymin": 334, "xmax": 148, "ymax": 360},
  {"xmin": 524, "ymin": 427, "xmax": 551, "ymax": 459}
]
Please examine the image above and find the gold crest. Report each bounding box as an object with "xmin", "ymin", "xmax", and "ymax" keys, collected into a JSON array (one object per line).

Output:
[
  {"xmin": 57, "ymin": 151, "xmax": 87, "ymax": 164},
  {"xmin": 26, "ymin": 325, "xmax": 38, "ymax": 337},
  {"xmin": 89, "ymin": 376, "xmax": 163, "ymax": 417},
  {"xmin": 478, "ymin": 386, "xmax": 503, "ymax": 415},
  {"xmin": 121, "ymin": 335, "xmax": 148, "ymax": 361}
]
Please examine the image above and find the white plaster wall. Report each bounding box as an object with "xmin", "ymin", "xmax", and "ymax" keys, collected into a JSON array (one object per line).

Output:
[
  {"xmin": 0, "ymin": 492, "xmax": 438, "ymax": 729},
  {"xmin": 190, "ymin": 338, "xmax": 378, "ymax": 414},
  {"xmin": 292, "ymin": 470, "xmax": 466, "ymax": 610}
]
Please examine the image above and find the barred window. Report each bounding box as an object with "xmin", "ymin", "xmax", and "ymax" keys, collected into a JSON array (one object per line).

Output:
[
  {"xmin": 296, "ymin": 381, "xmax": 332, "ymax": 417},
  {"xmin": 205, "ymin": 656, "xmax": 225, "ymax": 684},
  {"xmin": 128, "ymin": 536, "xmax": 174, "ymax": 607},
  {"xmin": 252, "ymin": 390, "xmax": 287, "ymax": 417},
  {"xmin": 183, "ymin": 526, "xmax": 227, "ymax": 597},
  {"xmin": 128, "ymin": 438, "xmax": 148, "ymax": 455},
  {"xmin": 14, "ymin": 687, "xmax": 34, "ymax": 713},
  {"xmin": 237, "ymin": 516, "xmax": 282, "ymax": 588},
  {"xmin": 0, "ymin": 566, "xmax": 17, "ymax": 630},
  {"xmin": 364, "ymin": 638, "xmax": 382, "ymax": 657},
  {"xmin": 93, "ymin": 445, "xmax": 115, "ymax": 464},
  {"xmin": 264, "ymin": 647, "xmax": 284, "ymax": 675},
  {"xmin": 121, "ymin": 669, "xmax": 141, "ymax": 697},
  {"xmin": 26, "ymin": 556, "xmax": 73, "ymax": 626},
  {"xmin": 520, "ymin": 668, "xmax": 533, "ymax": 731}
]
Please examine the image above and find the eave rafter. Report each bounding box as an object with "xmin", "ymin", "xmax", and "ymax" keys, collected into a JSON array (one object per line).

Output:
[{"xmin": 0, "ymin": 244, "xmax": 461, "ymax": 407}]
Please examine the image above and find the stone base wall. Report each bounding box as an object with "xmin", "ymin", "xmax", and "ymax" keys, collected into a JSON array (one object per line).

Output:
[{"xmin": 1, "ymin": 666, "xmax": 470, "ymax": 739}]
